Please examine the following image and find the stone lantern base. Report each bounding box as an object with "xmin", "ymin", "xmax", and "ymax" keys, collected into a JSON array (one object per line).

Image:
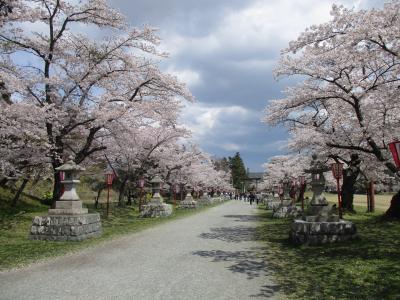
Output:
[
  {"xmin": 197, "ymin": 196, "xmax": 213, "ymax": 206},
  {"xmin": 266, "ymin": 198, "xmax": 289, "ymax": 210},
  {"xmin": 272, "ymin": 204, "xmax": 302, "ymax": 219},
  {"xmin": 29, "ymin": 212, "xmax": 102, "ymax": 241},
  {"xmin": 289, "ymin": 219, "xmax": 357, "ymax": 245},
  {"xmin": 30, "ymin": 200, "xmax": 102, "ymax": 241},
  {"xmin": 179, "ymin": 194, "xmax": 199, "ymax": 209},
  {"xmin": 140, "ymin": 196, "xmax": 172, "ymax": 218},
  {"xmin": 270, "ymin": 198, "xmax": 297, "ymax": 217}
]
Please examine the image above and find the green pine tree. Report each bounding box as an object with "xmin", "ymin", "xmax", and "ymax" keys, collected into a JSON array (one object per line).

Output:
[{"xmin": 228, "ymin": 152, "xmax": 247, "ymax": 191}]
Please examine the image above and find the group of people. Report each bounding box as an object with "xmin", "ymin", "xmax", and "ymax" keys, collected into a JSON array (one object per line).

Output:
[{"xmin": 234, "ymin": 192, "xmax": 260, "ymax": 205}]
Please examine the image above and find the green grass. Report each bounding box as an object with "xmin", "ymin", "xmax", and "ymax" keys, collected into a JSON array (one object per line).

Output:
[
  {"xmin": 257, "ymin": 206, "xmax": 400, "ymax": 299},
  {"xmin": 0, "ymin": 187, "xmax": 224, "ymax": 271},
  {"xmin": 304, "ymin": 192, "xmax": 393, "ymax": 212}
]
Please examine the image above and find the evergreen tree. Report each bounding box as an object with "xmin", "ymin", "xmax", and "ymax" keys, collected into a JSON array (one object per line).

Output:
[
  {"xmin": 212, "ymin": 157, "xmax": 230, "ymax": 173},
  {"xmin": 228, "ymin": 152, "xmax": 247, "ymax": 191}
]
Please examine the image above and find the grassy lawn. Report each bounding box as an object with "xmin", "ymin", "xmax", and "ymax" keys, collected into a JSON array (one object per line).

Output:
[
  {"xmin": 257, "ymin": 202, "xmax": 400, "ymax": 299},
  {"xmin": 0, "ymin": 186, "xmax": 223, "ymax": 271},
  {"xmin": 305, "ymin": 191, "xmax": 393, "ymax": 212}
]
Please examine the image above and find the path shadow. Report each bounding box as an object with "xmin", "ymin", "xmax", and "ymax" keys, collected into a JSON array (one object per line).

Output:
[
  {"xmin": 199, "ymin": 226, "xmax": 259, "ymax": 243},
  {"xmin": 223, "ymin": 214, "xmax": 262, "ymax": 223},
  {"xmin": 250, "ymin": 284, "xmax": 282, "ymax": 298},
  {"xmin": 192, "ymin": 249, "xmax": 281, "ymax": 297},
  {"xmin": 192, "ymin": 249, "xmax": 269, "ymax": 279}
]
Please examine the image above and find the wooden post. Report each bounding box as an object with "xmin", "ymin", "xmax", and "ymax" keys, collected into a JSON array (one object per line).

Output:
[
  {"xmin": 336, "ymin": 178, "xmax": 342, "ymax": 219},
  {"xmin": 106, "ymin": 184, "xmax": 110, "ymax": 218},
  {"xmin": 139, "ymin": 186, "xmax": 143, "ymax": 212},
  {"xmin": 369, "ymin": 181, "xmax": 375, "ymax": 212},
  {"xmin": 367, "ymin": 182, "xmax": 371, "ymax": 212}
]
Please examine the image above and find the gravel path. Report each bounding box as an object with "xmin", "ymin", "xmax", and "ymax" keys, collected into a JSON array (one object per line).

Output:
[{"xmin": 0, "ymin": 201, "xmax": 282, "ymax": 299}]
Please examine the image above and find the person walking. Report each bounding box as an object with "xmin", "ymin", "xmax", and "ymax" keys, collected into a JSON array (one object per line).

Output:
[{"xmin": 249, "ymin": 192, "xmax": 255, "ymax": 205}]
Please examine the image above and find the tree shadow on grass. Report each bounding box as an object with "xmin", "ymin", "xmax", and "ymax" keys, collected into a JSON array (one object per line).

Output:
[{"xmin": 257, "ymin": 210, "xmax": 400, "ymax": 299}]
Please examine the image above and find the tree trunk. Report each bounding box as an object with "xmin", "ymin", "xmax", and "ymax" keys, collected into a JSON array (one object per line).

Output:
[
  {"xmin": 11, "ymin": 178, "xmax": 29, "ymax": 207},
  {"xmin": 0, "ymin": 178, "xmax": 8, "ymax": 187},
  {"xmin": 297, "ymin": 184, "xmax": 306, "ymax": 204},
  {"xmin": 341, "ymin": 175, "xmax": 357, "ymax": 212},
  {"xmin": 341, "ymin": 154, "xmax": 361, "ymax": 213},
  {"xmin": 95, "ymin": 189, "xmax": 102, "ymax": 209},
  {"xmin": 118, "ymin": 176, "xmax": 128, "ymax": 207},
  {"xmin": 366, "ymin": 181, "xmax": 375, "ymax": 213},
  {"xmin": 51, "ymin": 171, "xmax": 61, "ymax": 208},
  {"xmin": 385, "ymin": 190, "xmax": 400, "ymax": 218}
]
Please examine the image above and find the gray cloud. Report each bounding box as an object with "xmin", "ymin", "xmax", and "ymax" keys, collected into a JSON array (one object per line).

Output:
[{"xmin": 109, "ymin": 0, "xmax": 386, "ymax": 171}]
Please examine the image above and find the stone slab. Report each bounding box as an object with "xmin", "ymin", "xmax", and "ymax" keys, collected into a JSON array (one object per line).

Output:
[
  {"xmin": 290, "ymin": 219, "xmax": 357, "ymax": 245},
  {"xmin": 197, "ymin": 197, "xmax": 214, "ymax": 206},
  {"xmin": 29, "ymin": 213, "xmax": 102, "ymax": 241},
  {"xmin": 48, "ymin": 208, "xmax": 89, "ymax": 215},
  {"xmin": 140, "ymin": 202, "xmax": 172, "ymax": 218},
  {"xmin": 54, "ymin": 200, "xmax": 84, "ymax": 210},
  {"xmin": 272, "ymin": 205, "xmax": 302, "ymax": 219},
  {"xmin": 266, "ymin": 201, "xmax": 282, "ymax": 210},
  {"xmin": 179, "ymin": 199, "xmax": 199, "ymax": 209}
]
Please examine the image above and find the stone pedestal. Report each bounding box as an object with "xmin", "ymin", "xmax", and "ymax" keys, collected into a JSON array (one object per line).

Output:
[
  {"xmin": 213, "ymin": 197, "xmax": 223, "ymax": 203},
  {"xmin": 30, "ymin": 214, "xmax": 101, "ymax": 241},
  {"xmin": 273, "ymin": 205, "xmax": 302, "ymax": 219},
  {"xmin": 266, "ymin": 198, "xmax": 288, "ymax": 210},
  {"xmin": 290, "ymin": 219, "xmax": 357, "ymax": 245},
  {"xmin": 179, "ymin": 193, "xmax": 199, "ymax": 209},
  {"xmin": 197, "ymin": 196, "xmax": 213, "ymax": 206},
  {"xmin": 141, "ymin": 195, "xmax": 172, "ymax": 217},
  {"xmin": 141, "ymin": 177, "xmax": 172, "ymax": 218},
  {"xmin": 141, "ymin": 203, "xmax": 173, "ymax": 218},
  {"xmin": 48, "ymin": 200, "xmax": 88, "ymax": 215},
  {"xmin": 29, "ymin": 160, "xmax": 102, "ymax": 241}
]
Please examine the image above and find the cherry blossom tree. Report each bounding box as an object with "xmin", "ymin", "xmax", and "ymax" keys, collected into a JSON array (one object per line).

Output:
[
  {"xmin": 0, "ymin": 0, "xmax": 192, "ymax": 204},
  {"xmin": 264, "ymin": 2, "xmax": 400, "ymax": 216},
  {"xmin": 287, "ymin": 127, "xmax": 388, "ymax": 211},
  {"xmin": 160, "ymin": 144, "xmax": 232, "ymax": 198},
  {"xmin": 104, "ymin": 116, "xmax": 190, "ymax": 206}
]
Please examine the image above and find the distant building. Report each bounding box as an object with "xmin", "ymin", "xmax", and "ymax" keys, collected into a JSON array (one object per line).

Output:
[{"xmin": 246, "ymin": 172, "xmax": 264, "ymax": 192}]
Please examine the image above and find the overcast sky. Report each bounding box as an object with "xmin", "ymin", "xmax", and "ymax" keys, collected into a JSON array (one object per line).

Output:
[{"xmin": 110, "ymin": 0, "xmax": 384, "ymax": 171}]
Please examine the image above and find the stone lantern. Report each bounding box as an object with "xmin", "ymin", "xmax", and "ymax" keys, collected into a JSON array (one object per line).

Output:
[
  {"xmin": 29, "ymin": 160, "xmax": 102, "ymax": 241},
  {"xmin": 281, "ymin": 173, "xmax": 292, "ymax": 200},
  {"xmin": 271, "ymin": 172, "xmax": 300, "ymax": 218},
  {"xmin": 304, "ymin": 154, "xmax": 333, "ymax": 218},
  {"xmin": 140, "ymin": 175, "xmax": 172, "ymax": 217},
  {"xmin": 179, "ymin": 184, "xmax": 199, "ymax": 209},
  {"xmin": 289, "ymin": 154, "xmax": 357, "ymax": 245},
  {"xmin": 150, "ymin": 175, "xmax": 163, "ymax": 203},
  {"xmin": 50, "ymin": 160, "xmax": 87, "ymax": 214}
]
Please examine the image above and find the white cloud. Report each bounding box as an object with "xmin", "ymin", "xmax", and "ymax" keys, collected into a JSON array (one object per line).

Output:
[
  {"xmin": 166, "ymin": 66, "xmax": 202, "ymax": 88},
  {"xmin": 159, "ymin": 0, "xmax": 336, "ymax": 60},
  {"xmin": 160, "ymin": 0, "xmax": 383, "ymax": 64},
  {"xmin": 181, "ymin": 102, "xmax": 254, "ymax": 142},
  {"xmin": 220, "ymin": 143, "xmax": 242, "ymax": 151},
  {"xmin": 262, "ymin": 140, "xmax": 289, "ymax": 152},
  {"xmin": 160, "ymin": 31, "xmax": 220, "ymax": 57}
]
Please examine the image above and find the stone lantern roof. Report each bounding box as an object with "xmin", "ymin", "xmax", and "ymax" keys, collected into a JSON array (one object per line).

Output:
[
  {"xmin": 150, "ymin": 175, "xmax": 163, "ymax": 184},
  {"xmin": 304, "ymin": 154, "xmax": 330, "ymax": 174},
  {"xmin": 55, "ymin": 160, "xmax": 85, "ymax": 172}
]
